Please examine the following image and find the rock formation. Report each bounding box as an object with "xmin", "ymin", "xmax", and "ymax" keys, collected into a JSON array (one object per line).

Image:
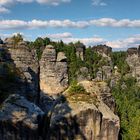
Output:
[
  {"xmin": 48, "ymin": 80, "xmax": 119, "ymax": 140},
  {"xmin": 0, "ymin": 94, "xmax": 44, "ymax": 140},
  {"xmin": 127, "ymin": 47, "xmax": 138, "ymax": 56},
  {"xmin": 75, "ymin": 43, "xmax": 85, "ymax": 61},
  {"xmin": 48, "ymin": 96, "xmax": 119, "ymax": 140},
  {"xmin": 77, "ymin": 67, "xmax": 91, "ymax": 82},
  {"xmin": 126, "ymin": 47, "xmax": 140, "ymax": 82},
  {"xmin": 0, "ymin": 38, "xmax": 120, "ymax": 140},
  {"xmin": 40, "ymin": 45, "xmax": 68, "ymax": 96},
  {"xmin": 93, "ymin": 45, "xmax": 112, "ymax": 57},
  {"xmin": 4, "ymin": 38, "xmax": 39, "ymax": 102}
]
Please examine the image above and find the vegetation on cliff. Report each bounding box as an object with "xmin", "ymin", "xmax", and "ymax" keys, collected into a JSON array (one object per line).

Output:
[
  {"xmin": 0, "ymin": 34, "xmax": 140, "ymax": 139},
  {"xmin": 112, "ymin": 77, "xmax": 140, "ymax": 140}
]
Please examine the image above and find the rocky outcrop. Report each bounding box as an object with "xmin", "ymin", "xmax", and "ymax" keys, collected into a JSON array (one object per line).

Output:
[
  {"xmin": 0, "ymin": 94, "xmax": 44, "ymax": 140},
  {"xmin": 0, "ymin": 37, "xmax": 120, "ymax": 140},
  {"xmin": 127, "ymin": 47, "xmax": 138, "ymax": 56},
  {"xmin": 93, "ymin": 45, "xmax": 112, "ymax": 57},
  {"xmin": 0, "ymin": 93, "xmax": 119, "ymax": 140},
  {"xmin": 77, "ymin": 67, "xmax": 91, "ymax": 82},
  {"xmin": 126, "ymin": 47, "xmax": 140, "ymax": 82},
  {"xmin": 40, "ymin": 45, "xmax": 68, "ymax": 96},
  {"xmin": 79, "ymin": 80, "xmax": 116, "ymax": 112},
  {"xmin": 4, "ymin": 38, "xmax": 39, "ymax": 102},
  {"xmin": 47, "ymin": 92, "xmax": 119, "ymax": 140},
  {"xmin": 75, "ymin": 43, "xmax": 85, "ymax": 61},
  {"xmin": 96, "ymin": 66, "xmax": 113, "ymax": 81}
]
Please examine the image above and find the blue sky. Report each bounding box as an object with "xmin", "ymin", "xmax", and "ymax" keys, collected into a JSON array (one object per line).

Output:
[{"xmin": 0, "ymin": 0, "xmax": 140, "ymax": 49}]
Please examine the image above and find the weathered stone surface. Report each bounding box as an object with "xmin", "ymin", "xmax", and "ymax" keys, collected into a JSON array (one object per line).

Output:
[
  {"xmin": 0, "ymin": 94, "xmax": 44, "ymax": 140},
  {"xmin": 40, "ymin": 45, "xmax": 68, "ymax": 96},
  {"xmin": 76, "ymin": 43, "xmax": 85, "ymax": 61},
  {"xmin": 5, "ymin": 39, "xmax": 39, "ymax": 102},
  {"xmin": 4, "ymin": 37, "xmax": 15, "ymax": 48},
  {"xmin": 127, "ymin": 47, "xmax": 138, "ymax": 56},
  {"xmin": 126, "ymin": 48, "xmax": 140, "ymax": 83},
  {"xmin": 95, "ymin": 66, "xmax": 112, "ymax": 81},
  {"xmin": 57, "ymin": 52, "xmax": 67, "ymax": 62},
  {"xmin": 48, "ymin": 93, "xmax": 119, "ymax": 140},
  {"xmin": 79, "ymin": 80, "xmax": 116, "ymax": 112},
  {"xmin": 77, "ymin": 67, "xmax": 91, "ymax": 82},
  {"xmin": 93, "ymin": 45, "xmax": 112, "ymax": 56}
]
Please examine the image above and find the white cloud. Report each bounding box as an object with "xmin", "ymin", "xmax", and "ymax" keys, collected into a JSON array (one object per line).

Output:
[
  {"xmin": 36, "ymin": 0, "xmax": 71, "ymax": 5},
  {"xmin": 0, "ymin": 7, "xmax": 10, "ymax": 13},
  {"xmin": 0, "ymin": 0, "xmax": 13, "ymax": 6},
  {"xmin": 46, "ymin": 32, "xmax": 140, "ymax": 49},
  {"xmin": 0, "ymin": 0, "xmax": 71, "ymax": 5},
  {"xmin": 47, "ymin": 32, "xmax": 72, "ymax": 39},
  {"xmin": 16, "ymin": 0, "xmax": 34, "ymax": 3},
  {"xmin": 106, "ymin": 35, "xmax": 140, "ymax": 49},
  {"xmin": 1, "ymin": 32, "xmax": 140, "ymax": 49},
  {"xmin": 90, "ymin": 18, "xmax": 140, "ymax": 28},
  {"xmin": 45, "ymin": 32, "xmax": 105, "ymax": 46},
  {"xmin": 92, "ymin": 0, "xmax": 107, "ymax": 6},
  {"xmin": 1, "ymin": 18, "xmax": 140, "ymax": 30},
  {"xmin": 0, "ymin": 20, "xmax": 27, "ymax": 29},
  {"xmin": 0, "ymin": 0, "xmax": 71, "ymax": 14}
]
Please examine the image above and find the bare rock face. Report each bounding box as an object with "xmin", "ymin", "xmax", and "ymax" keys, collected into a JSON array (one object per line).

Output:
[
  {"xmin": 0, "ymin": 94, "xmax": 44, "ymax": 140},
  {"xmin": 5, "ymin": 39, "xmax": 39, "ymax": 102},
  {"xmin": 76, "ymin": 43, "xmax": 85, "ymax": 61},
  {"xmin": 96, "ymin": 66, "xmax": 112, "ymax": 81},
  {"xmin": 79, "ymin": 80, "xmax": 116, "ymax": 112},
  {"xmin": 48, "ymin": 93, "xmax": 120, "ymax": 140},
  {"xmin": 77, "ymin": 67, "xmax": 91, "ymax": 82},
  {"xmin": 126, "ymin": 47, "xmax": 140, "ymax": 82},
  {"xmin": 40, "ymin": 45, "xmax": 68, "ymax": 96},
  {"xmin": 93, "ymin": 45, "xmax": 112, "ymax": 57},
  {"xmin": 127, "ymin": 47, "xmax": 138, "ymax": 56}
]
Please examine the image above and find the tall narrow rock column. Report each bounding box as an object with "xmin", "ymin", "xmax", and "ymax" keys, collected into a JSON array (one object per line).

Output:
[{"xmin": 40, "ymin": 45, "xmax": 68, "ymax": 96}]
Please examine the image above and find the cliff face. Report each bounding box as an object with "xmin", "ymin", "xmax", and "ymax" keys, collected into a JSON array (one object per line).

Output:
[
  {"xmin": 48, "ymin": 82, "xmax": 119, "ymax": 140},
  {"xmin": 40, "ymin": 45, "xmax": 68, "ymax": 96},
  {"xmin": 126, "ymin": 47, "xmax": 140, "ymax": 82},
  {"xmin": 93, "ymin": 45, "xmax": 112, "ymax": 57},
  {"xmin": 0, "ymin": 40, "xmax": 120, "ymax": 140},
  {"xmin": 1, "ymin": 39, "xmax": 39, "ymax": 101},
  {"xmin": 0, "ymin": 94, "xmax": 44, "ymax": 140}
]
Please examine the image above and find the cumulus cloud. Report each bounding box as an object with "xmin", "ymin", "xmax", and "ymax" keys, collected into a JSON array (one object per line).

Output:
[
  {"xmin": 0, "ymin": 7, "xmax": 10, "ymax": 13},
  {"xmin": 0, "ymin": 0, "xmax": 71, "ymax": 14},
  {"xmin": 47, "ymin": 32, "xmax": 72, "ymax": 39},
  {"xmin": 92, "ymin": 0, "xmax": 107, "ymax": 6},
  {"xmin": 89, "ymin": 18, "xmax": 140, "ymax": 28},
  {"xmin": 46, "ymin": 32, "xmax": 140, "ymax": 49},
  {"xmin": 45, "ymin": 32, "xmax": 105, "ymax": 46},
  {"xmin": 1, "ymin": 18, "xmax": 140, "ymax": 29},
  {"xmin": 1, "ymin": 32, "xmax": 140, "ymax": 49},
  {"xmin": 106, "ymin": 35, "xmax": 140, "ymax": 49},
  {"xmin": 36, "ymin": 0, "xmax": 71, "ymax": 5}
]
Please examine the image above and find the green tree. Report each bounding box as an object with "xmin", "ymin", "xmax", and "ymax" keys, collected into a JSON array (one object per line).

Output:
[{"xmin": 12, "ymin": 33, "xmax": 23, "ymax": 47}]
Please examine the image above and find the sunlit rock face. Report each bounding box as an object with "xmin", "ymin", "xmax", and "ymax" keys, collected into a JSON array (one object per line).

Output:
[
  {"xmin": 0, "ymin": 94, "xmax": 44, "ymax": 140},
  {"xmin": 40, "ymin": 45, "xmax": 68, "ymax": 96},
  {"xmin": 92, "ymin": 45, "xmax": 112, "ymax": 57},
  {"xmin": 47, "ymin": 94, "xmax": 120, "ymax": 140}
]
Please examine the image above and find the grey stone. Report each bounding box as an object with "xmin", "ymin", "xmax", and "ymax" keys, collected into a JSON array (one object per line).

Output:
[
  {"xmin": 0, "ymin": 94, "xmax": 44, "ymax": 140},
  {"xmin": 40, "ymin": 45, "xmax": 68, "ymax": 96}
]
